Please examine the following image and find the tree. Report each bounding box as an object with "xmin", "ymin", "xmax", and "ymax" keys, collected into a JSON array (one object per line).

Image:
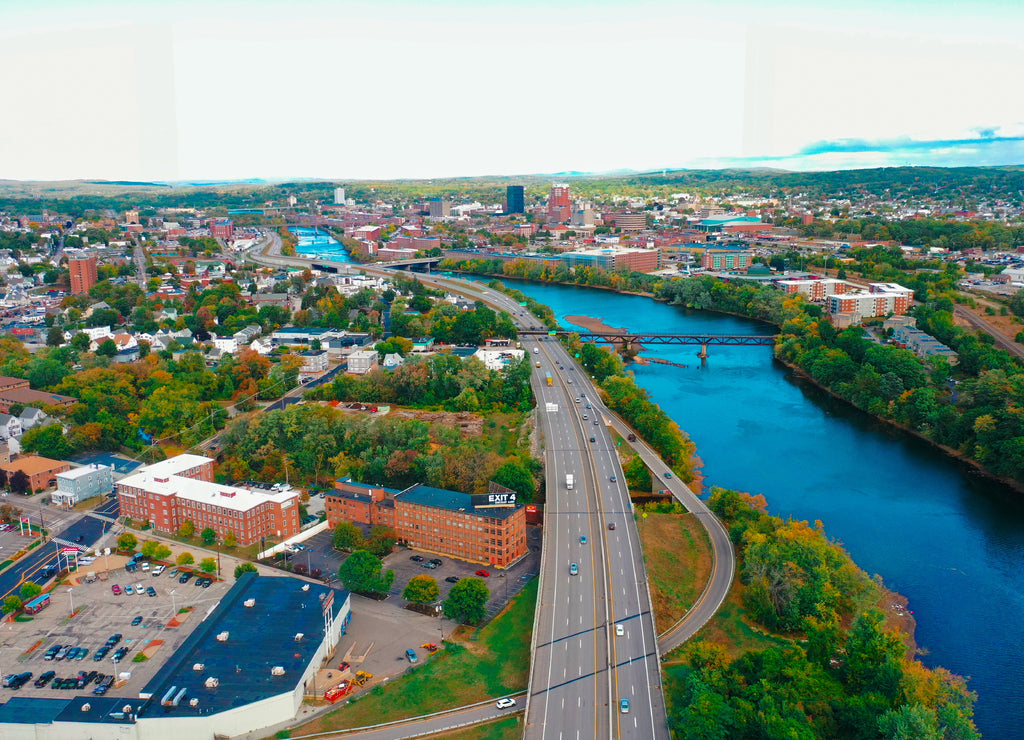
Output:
[
  {"xmin": 70, "ymin": 333, "xmax": 90, "ymax": 352},
  {"xmin": 234, "ymin": 562, "xmax": 258, "ymax": 579},
  {"xmin": 402, "ymin": 574, "xmax": 440, "ymax": 604},
  {"xmin": 176, "ymin": 552, "xmax": 195, "ymax": 566},
  {"xmin": 46, "ymin": 326, "xmax": 64, "ymax": 347},
  {"xmin": 178, "ymin": 520, "xmax": 195, "ymax": 538},
  {"xmin": 140, "ymin": 540, "xmax": 159, "ymax": 559},
  {"xmin": 96, "ymin": 339, "xmax": 118, "ymax": 357},
  {"xmin": 199, "ymin": 557, "xmax": 217, "ymax": 574},
  {"xmin": 333, "ymin": 521, "xmax": 364, "ymax": 551},
  {"xmin": 19, "ymin": 581, "xmax": 41, "ymax": 601},
  {"xmin": 223, "ymin": 531, "xmax": 237, "ymax": 548},
  {"xmin": 0, "ymin": 502, "xmax": 21, "ymax": 523},
  {"xmin": 443, "ymin": 577, "xmax": 490, "ymax": 624},
  {"xmin": 9, "ymin": 470, "xmax": 30, "ymax": 495},
  {"xmin": 365, "ymin": 525, "xmax": 397, "ymax": 557},
  {"xmin": 117, "ymin": 532, "xmax": 138, "ymax": 552},
  {"xmin": 201, "ymin": 527, "xmax": 217, "ymax": 545},
  {"xmin": 2, "ymin": 595, "xmax": 22, "ymax": 614},
  {"xmin": 21, "ymin": 425, "xmax": 73, "ymax": 460},
  {"xmin": 337, "ymin": 549, "xmax": 394, "ymax": 595},
  {"xmin": 490, "ymin": 461, "xmax": 536, "ymax": 501},
  {"xmin": 152, "ymin": 544, "xmax": 172, "ymax": 561}
]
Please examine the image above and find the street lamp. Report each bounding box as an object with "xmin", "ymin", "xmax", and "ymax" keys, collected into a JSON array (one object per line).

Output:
[
  {"xmin": 169, "ymin": 589, "xmax": 177, "ymax": 616},
  {"xmin": 67, "ymin": 587, "xmax": 74, "ymax": 616}
]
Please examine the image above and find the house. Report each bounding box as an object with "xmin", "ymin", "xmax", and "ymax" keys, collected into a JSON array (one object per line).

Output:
[
  {"xmin": 53, "ymin": 464, "xmax": 112, "ymax": 507},
  {"xmin": 382, "ymin": 353, "xmax": 404, "ymax": 369},
  {"xmin": 18, "ymin": 407, "xmax": 51, "ymax": 431},
  {"xmin": 0, "ymin": 414, "xmax": 22, "ymax": 441},
  {"xmin": 347, "ymin": 349, "xmax": 379, "ymax": 375}
]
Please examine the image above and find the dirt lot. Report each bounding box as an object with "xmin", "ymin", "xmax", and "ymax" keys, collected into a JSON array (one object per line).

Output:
[
  {"xmin": 0, "ymin": 562, "xmax": 233, "ymax": 700},
  {"xmin": 389, "ymin": 409, "xmax": 484, "ymax": 436}
]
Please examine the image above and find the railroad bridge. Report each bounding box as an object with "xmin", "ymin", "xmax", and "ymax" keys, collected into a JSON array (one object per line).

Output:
[{"xmin": 518, "ymin": 330, "xmax": 776, "ymax": 358}]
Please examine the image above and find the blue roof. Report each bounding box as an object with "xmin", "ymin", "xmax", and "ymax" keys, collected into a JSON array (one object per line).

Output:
[
  {"xmin": 0, "ymin": 697, "xmax": 70, "ymax": 725},
  {"xmin": 136, "ymin": 573, "xmax": 348, "ymax": 719},
  {"xmin": 54, "ymin": 696, "xmax": 145, "ymax": 725}
]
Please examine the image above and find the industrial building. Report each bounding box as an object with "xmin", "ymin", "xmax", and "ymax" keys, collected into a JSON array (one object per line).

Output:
[{"xmin": 0, "ymin": 574, "xmax": 351, "ymax": 740}]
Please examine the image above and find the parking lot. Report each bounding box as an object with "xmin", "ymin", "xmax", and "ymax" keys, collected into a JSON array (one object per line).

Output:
[
  {"xmin": 0, "ymin": 559, "xmax": 233, "ymax": 700},
  {"xmin": 298, "ymin": 525, "xmax": 541, "ymax": 619}
]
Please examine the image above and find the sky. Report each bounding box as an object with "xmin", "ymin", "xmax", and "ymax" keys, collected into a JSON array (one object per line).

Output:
[{"xmin": 1, "ymin": 0, "xmax": 1023, "ymax": 182}]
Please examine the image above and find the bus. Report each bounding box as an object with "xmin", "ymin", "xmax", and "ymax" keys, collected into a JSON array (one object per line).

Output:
[
  {"xmin": 545, "ymin": 372, "xmax": 553, "ymax": 386},
  {"xmin": 24, "ymin": 593, "xmax": 51, "ymax": 614}
]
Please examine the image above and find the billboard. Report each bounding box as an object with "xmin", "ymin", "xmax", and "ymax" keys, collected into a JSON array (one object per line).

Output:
[{"xmin": 472, "ymin": 491, "xmax": 517, "ymax": 508}]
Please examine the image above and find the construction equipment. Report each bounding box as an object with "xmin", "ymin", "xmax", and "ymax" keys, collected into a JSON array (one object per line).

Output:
[
  {"xmin": 421, "ymin": 643, "xmax": 439, "ymax": 653},
  {"xmin": 352, "ymin": 670, "xmax": 372, "ymax": 686}
]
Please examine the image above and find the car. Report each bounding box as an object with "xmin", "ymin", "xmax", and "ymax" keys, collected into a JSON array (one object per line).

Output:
[
  {"xmin": 146, "ymin": 586, "xmax": 157, "ymax": 597},
  {"xmin": 429, "ymin": 558, "xmax": 442, "ymax": 566},
  {"xmin": 610, "ymin": 475, "xmax": 616, "ymax": 482},
  {"xmin": 106, "ymin": 634, "xmax": 122, "ymax": 646},
  {"xmin": 496, "ymin": 697, "xmax": 517, "ymax": 709},
  {"xmin": 92, "ymin": 683, "xmax": 110, "ymax": 696},
  {"xmin": 123, "ymin": 584, "xmax": 133, "ymax": 595},
  {"xmin": 135, "ymin": 583, "xmax": 145, "ymax": 595},
  {"xmin": 179, "ymin": 572, "xmax": 193, "ymax": 584},
  {"xmin": 409, "ymin": 555, "xmax": 424, "ymax": 562},
  {"xmin": 111, "ymin": 584, "xmax": 122, "ymax": 595},
  {"xmin": 3, "ymin": 672, "xmax": 32, "ymax": 689},
  {"xmin": 44, "ymin": 645, "xmax": 62, "ymax": 661},
  {"xmin": 131, "ymin": 616, "xmax": 143, "ymax": 626},
  {"xmin": 608, "ymin": 522, "xmax": 616, "ymax": 530},
  {"xmin": 574, "ymin": 398, "xmax": 580, "ymax": 403},
  {"xmin": 75, "ymin": 648, "xmax": 89, "ymax": 661},
  {"xmin": 54, "ymin": 646, "xmax": 69, "ymax": 661},
  {"xmin": 580, "ymin": 535, "xmax": 587, "ymax": 544},
  {"xmin": 582, "ymin": 414, "xmax": 588, "ymax": 420},
  {"xmin": 34, "ymin": 671, "xmax": 55, "ymax": 688},
  {"xmin": 589, "ymin": 437, "xmax": 595, "ymax": 442},
  {"xmin": 620, "ymin": 698, "xmax": 630, "ymax": 714},
  {"xmin": 93, "ymin": 647, "xmax": 110, "ymax": 661},
  {"xmin": 422, "ymin": 562, "xmax": 438, "ymax": 569},
  {"xmin": 292, "ymin": 544, "xmax": 305, "ymax": 551},
  {"xmin": 627, "ymin": 433, "xmax": 637, "ymax": 442},
  {"xmin": 112, "ymin": 647, "xmax": 129, "ymax": 662},
  {"xmin": 169, "ymin": 569, "xmax": 180, "ymax": 578},
  {"xmin": 475, "ymin": 569, "xmax": 490, "ymax": 577},
  {"xmin": 664, "ymin": 471, "xmax": 672, "ymax": 478},
  {"xmin": 593, "ymin": 420, "xmax": 598, "ymax": 425},
  {"xmin": 201, "ymin": 578, "xmax": 213, "ymax": 588},
  {"xmin": 152, "ymin": 565, "xmax": 165, "ymax": 576},
  {"xmin": 615, "ymin": 623, "xmax": 624, "ymax": 636},
  {"xmin": 405, "ymin": 648, "xmax": 418, "ymax": 663},
  {"xmin": 569, "ymin": 562, "xmax": 579, "ymax": 576},
  {"xmin": 445, "ymin": 576, "xmax": 460, "ymax": 584},
  {"xmin": 194, "ymin": 576, "xmax": 205, "ymax": 587},
  {"xmin": 586, "ymin": 403, "xmax": 591, "ymax": 409},
  {"xmin": 141, "ymin": 562, "xmax": 150, "ymax": 571}
]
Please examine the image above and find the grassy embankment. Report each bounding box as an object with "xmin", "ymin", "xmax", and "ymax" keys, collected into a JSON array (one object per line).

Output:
[{"xmin": 291, "ymin": 578, "xmax": 537, "ymax": 735}]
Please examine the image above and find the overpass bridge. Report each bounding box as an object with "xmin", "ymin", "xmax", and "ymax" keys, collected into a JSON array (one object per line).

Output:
[{"xmin": 519, "ymin": 330, "xmax": 776, "ymax": 358}]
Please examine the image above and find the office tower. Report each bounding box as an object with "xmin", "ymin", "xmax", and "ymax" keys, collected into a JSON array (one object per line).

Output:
[
  {"xmin": 69, "ymin": 253, "xmax": 98, "ymax": 295},
  {"xmin": 506, "ymin": 185, "xmax": 525, "ymax": 214}
]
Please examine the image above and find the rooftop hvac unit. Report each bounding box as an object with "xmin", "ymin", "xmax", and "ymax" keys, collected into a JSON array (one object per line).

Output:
[
  {"xmin": 244, "ymin": 598, "xmax": 256, "ymax": 608},
  {"xmin": 122, "ymin": 705, "xmax": 133, "ymax": 714},
  {"xmin": 161, "ymin": 686, "xmax": 178, "ymax": 706},
  {"xmin": 189, "ymin": 698, "xmax": 199, "ymax": 708},
  {"xmin": 172, "ymin": 687, "xmax": 187, "ymax": 707},
  {"xmin": 216, "ymin": 631, "xmax": 229, "ymax": 642},
  {"xmin": 301, "ymin": 584, "xmax": 310, "ymax": 592},
  {"xmin": 271, "ymin": 666, "xmax": 285, "ymax": 676},
  {"xmin": 192, "ymin": 663, "xmax": 204, "ymax": 672},
  {"xmin": 80, "ymin": 703, "xmax": 91, "ymax": 712},
  {"xmin": 294, "ymin": 633, "xmax": 304, "ymax": 642},
  {"xmin": 204, "ymin": 677, "xmax": 219, "ymax": 689}
]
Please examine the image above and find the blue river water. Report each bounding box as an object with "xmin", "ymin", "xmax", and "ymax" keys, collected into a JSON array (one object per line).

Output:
[
  {"xmin": 501, "ymin": 279, "xmax": 1024, "ymax": 738},
  {"xmin": 289, "ymin": 226, "xmax": 353, "ymax": 263}
]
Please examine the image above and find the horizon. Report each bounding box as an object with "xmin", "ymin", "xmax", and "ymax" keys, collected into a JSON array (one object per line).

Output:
[{"xmin": 2, "ymin": 0, "xmax": 1024, "ymax": 182}]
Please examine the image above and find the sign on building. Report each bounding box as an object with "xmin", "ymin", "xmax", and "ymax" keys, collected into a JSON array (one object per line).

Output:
[{"xmin": 472, "ymin": 491, "xmax": 517, "ymax": 508}]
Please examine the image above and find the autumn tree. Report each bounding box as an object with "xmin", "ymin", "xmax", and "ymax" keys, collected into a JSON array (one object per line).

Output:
[{"xmin": 402, "ymin": 574, "xmax": 440, "ymax": 604}]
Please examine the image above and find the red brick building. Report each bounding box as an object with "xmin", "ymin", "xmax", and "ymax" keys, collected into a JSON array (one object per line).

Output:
[
  {"xmin": 209, "ymin": 218, "xmax": 235, "ymax": 239},
  {"xmin": 116, "ymin": 454, "xmax": 300, "ymax": 546},
  {"xmin": 0, "ymin": 455, "xmax": 71, "ymax": 493},
  {"xmin": 326, "ymin": 480, "xmax": 528, "ymax": 568},
  {"xmin": 69, "ymin": 254, "xmax": 98, "ymax": 295}
]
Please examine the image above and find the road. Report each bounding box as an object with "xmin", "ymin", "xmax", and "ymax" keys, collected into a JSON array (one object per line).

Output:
[{"xmin": 953, "ymin": 305, "xmax": 1024, "ymax": 360}]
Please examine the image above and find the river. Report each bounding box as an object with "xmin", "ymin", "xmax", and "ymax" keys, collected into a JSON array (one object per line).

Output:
[
  {"xmin": 502, "ymin": 279, "xmax": 1024, "ymax": 738},
  {"xmin": 289, "ymin": 226, "xmax": 353, "ymax": 263}
]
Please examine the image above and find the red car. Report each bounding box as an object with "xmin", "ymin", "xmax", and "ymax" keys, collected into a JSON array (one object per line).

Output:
[
  {"xmin": 111, "ymin": 584, "xmax": 122, "ymax": 595},
  {"xmin": 475, "ymin": 569, "xmax": 490, "ymax": 577}
]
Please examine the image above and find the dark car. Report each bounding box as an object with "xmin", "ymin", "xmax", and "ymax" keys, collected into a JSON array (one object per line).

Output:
[
  {"xmin": 445, "ymin": 576, "xmax": 460, "ymax": 584},
  {"xmin": 428, "ymin": 558, "xmax": 442, "ymax": 566},
  {"xmin": 93, "ymin": 647, "xmax": 110, "ymax": 661},
  {"xmin": 589, "ymin": 437, "xmax": 595, "ymax": 442},
  {"xmin": 112, "ymin": 647, "xmax": 129, "ymax": 662},
  {"xmin": 131, "ymin": 616, "xmax": 143, "ymax": 626},
  {"xmin": 106, "ymin": 634, "xmax": 122, "ymax": 647},
  {"xmin": 627, "ymin": 433, "xmax": 637, "ymax": 442},
  {"xmin": 4, "ymin": 672, "xmax": 32, "ymax": 689},
  {"xmin": 409, "ymin": 555, "xmax": 424, "ymax": 562},
  {"xmin": 34, "ymin": 671, "xmax": 55, "ymax": 688},
  {"xmin": 179, "ymin": 572, "xmax": 193, "ymax": 584},
  {"xmin": 608, "ymin": 522, "xmax": 616, "ymax": 530},
  {"xmin": 201, "ymin": 578, "xmax": 212, "ymax": 588},
  {"xmin": 147, "ymin": 586, "xmax": 157, "ymax": 597},
  {"xmin": 44, "ymin": 644, "xmax": 62, "ymax": 661}
]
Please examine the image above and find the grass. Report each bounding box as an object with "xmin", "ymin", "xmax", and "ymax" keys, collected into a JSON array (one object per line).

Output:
[
  {"xmin": 73, "ymin": 495, "xmax": 107, "ymax": 511},
  {"xmin": 431, "ymin": 715, "xmax": 523, "ymax": 740},
  {"xmin": 293, "ymin": 578, "xmax": 538, "ymax": 734},
  {"xmin": 637, "ymin": 510, "xmax": 713, "ymax": 633}
]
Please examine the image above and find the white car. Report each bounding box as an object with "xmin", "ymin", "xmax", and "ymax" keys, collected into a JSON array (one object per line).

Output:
[
  {"xmin": 140, "ymin": 562, "xmax": 150, "ymax": 571},
  {"xmin": 615, "ymin": 624, "xmax": 624, "ymax": 636},
  {"xmin": 135, "ymin": 583, "xmax": 145, "ymax": 596},
  {"xmin": 496, "ymin": 697, "xmax": 517, "ymax": 709},
  {"xmin": 152, "ymin": 565, "xmax": 165, "ymax": 577}
]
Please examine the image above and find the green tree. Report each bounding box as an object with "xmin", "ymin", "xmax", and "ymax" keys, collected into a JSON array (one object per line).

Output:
[
  {"xmin": 70, "ymin": 332, "xmax": 90, "ymax": 352},
  {"xmin": 19, "ymin": 581, "xmax": 42, "ymax": 601},
  {"xmin": 20, "ymin": 424, "xmax": 73, "ymax": 460},
  {"xmin": 402, "ymin": 574, "xmax": 440, "ymax": 604},
  {"xmin": 332, "ymin": 521, "xmax": 364, "ymax": 551},
  {"xmin": 199, "ymin": 557, "xmax": 217, "ymax": 574},
  {"xmin": 96, "ymin": 338, "xmax": 118, "ymax": 357},
  {"xmin": 178, "ymin": 520, "xmax": 195, "ymax": 538},
  {"xmin": 337, "ymin": 549, "xmax": 394, "ymax": 595},
  {"xmin": 176, "ymin": 552, "xmax": 195, "ymax": 566},
  {"xmin": 2, "ymin": 595, "xmax": 22, "ymax": 614},
  {"xmin": 234, "ymin": 562, "xmax": 258, "ymax": 579},
  {"xmin": 140, "ymin": 540, "xmax": 159, "ymax": 559},
  {"xmin": 117, "ymin": 532, "xmax": 138, "ymax": 552},
  {"xmin": 201, "ymin": 527, "xmax": 217, "ymax": 545},
  {"xmin": 46, "ymin": 325, "xmax": 64, "ymax": 347},
  {"xmin": 152, "ymin": 544, "xmax": 172, "ymax": 561},
  {"xmin": 9, "ymin": 470, "xmax": 30, "ymax": 495},
  {"xmin": 365, "ymin": 525, "xmax": 397, "ymax": 557},
  {"xmin": 490, "ymin": 461, "xmax": 536, "ymax": 501},
  {"xmin": 443, "ymin": 577, "xmax": 490, "ymax": 624},
  {"xmin": 223, "ymin": 531, "xmax": 237, "ymax": 548}
]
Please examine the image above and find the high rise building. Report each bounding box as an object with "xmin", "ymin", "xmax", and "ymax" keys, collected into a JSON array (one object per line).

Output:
[
  {"xmin": 334, "ymin": 187, "xmax": 346, "ymax": 205},
  {"xmin": 428, "ymin": 199, "xmax": 451, "ymax": 218},
  {"xmin": 124, "ymin": 209, "xmax": 140, "ymax": 225},
  {"xmin": 548, "ymin": 183, "xmax": 571, "ymax": 222},
  {"xmin": 69, "ymin": 253, "xmax": 97, "ymax": 295},
  {"xmin": 506, "ymin": 185, "xmax": 525, "ymax": 214}
]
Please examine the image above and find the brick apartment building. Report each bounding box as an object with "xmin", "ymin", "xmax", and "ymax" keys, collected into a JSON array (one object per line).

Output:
[
  {"xmin": 0, "ymin": 455, "xmax": 71, "ymax": 493},
  {"xmin": 826, "ymin": 282, "xmax": 913, "ymax": 322},
  {"xmin": 116, "ymin": 454, "xmax": 300, "ymax": 546},
  {"xmin": 209, "ymin": 218, "xmax": 234, "ymax": 239},
  {"xmin": 0, "ymin": 376, "xmax": 77, "ymax": 415},
  {"xmin": 326, "ymin": 480, "xmax": 528, "ymax": 568},
  {"xmin": 69, "ymin": 253, "xmax": 98, "ymax": 295}
]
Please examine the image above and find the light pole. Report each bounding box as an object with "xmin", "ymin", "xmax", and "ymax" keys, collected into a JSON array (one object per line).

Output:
[
  {"xmin": 67, "ymin": 587, "xmax": 74, "ymax": 616},
  {"xmin": 169, "ymin": 589, "xmax": 177, "ymax": 616}
]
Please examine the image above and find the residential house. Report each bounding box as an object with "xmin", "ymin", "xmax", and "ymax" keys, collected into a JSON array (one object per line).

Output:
[{"xmin": 0, "ymin": 414, "xmax": 22, "ymax": 441}]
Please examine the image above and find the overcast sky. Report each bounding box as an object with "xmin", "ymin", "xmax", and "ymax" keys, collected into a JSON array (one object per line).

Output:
[{"xmin": 2, "ymin": 0, "xmax": 1023, "ymax": 182}]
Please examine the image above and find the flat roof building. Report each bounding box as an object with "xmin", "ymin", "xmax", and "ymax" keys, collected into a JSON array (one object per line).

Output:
[{"xmin": 54, "ymin": 463, "xmax": 112, "ymax": 507}]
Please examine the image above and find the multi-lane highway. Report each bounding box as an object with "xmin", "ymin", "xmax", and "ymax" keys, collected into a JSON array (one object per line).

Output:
[{"xmin": 523, "ymin": 336, "xmax": 668, "ymax": 739}]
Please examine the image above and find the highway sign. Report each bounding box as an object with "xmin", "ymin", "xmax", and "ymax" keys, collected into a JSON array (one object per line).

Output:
[{"xmin": 472, "ymin": 492, "xmax": 517, "ymax": 508}]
